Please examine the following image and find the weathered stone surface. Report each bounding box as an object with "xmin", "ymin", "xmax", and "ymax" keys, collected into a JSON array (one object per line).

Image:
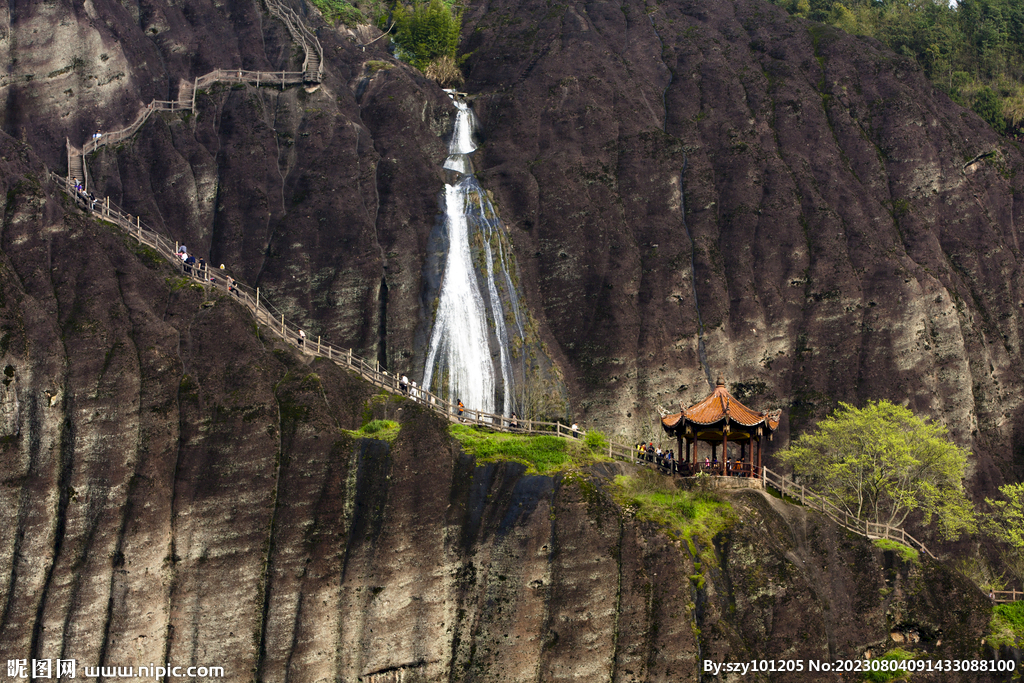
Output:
[
  {"xmin": 459, "ymin": 0, "xmax": 1024, "ymax": 495},
  {"xmin": 4, "ymin": 0, "xmax": 1023, "ymax": 499},
  {"xmin": 0, "ymin": 0, "xmax": 1021, "ymax": 677}
]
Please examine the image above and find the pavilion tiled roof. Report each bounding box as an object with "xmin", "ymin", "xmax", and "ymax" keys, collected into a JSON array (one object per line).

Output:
[{"xmin": 661, "ymin": 377, "xmax": 781, "ymax": 432}]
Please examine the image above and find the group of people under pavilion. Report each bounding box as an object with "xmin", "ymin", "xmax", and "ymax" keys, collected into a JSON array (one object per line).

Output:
[{"xmin": 659, "ymin": 375, "xmax": 782, "ymax": 477}]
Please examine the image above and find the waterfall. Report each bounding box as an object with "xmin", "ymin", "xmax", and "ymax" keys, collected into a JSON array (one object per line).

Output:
[{"xmin": 422, "ymin": 98, "xmax": 524, "ymax": 416}]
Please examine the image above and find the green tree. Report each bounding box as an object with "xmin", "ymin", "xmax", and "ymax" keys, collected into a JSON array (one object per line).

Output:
[
  {"xmin": 392, "ymin": 0, "xmax": 462, "ymax": 71},
  {"xmin": 987, "ymin": 483, "xmax": 1024, "ymax": 549},
  {"xmin": 778, "ymin": 400, "xmax": 975, "ymax": 539},
  {"xmin": 972, "ymin": 85, "xmax": 1007, "ymax": 133}
]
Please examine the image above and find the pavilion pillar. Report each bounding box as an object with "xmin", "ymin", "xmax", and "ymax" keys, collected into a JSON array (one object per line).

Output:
[
  {"xmin": 740, "ymin": 441, "xmax": 746, "ymax": 477},
  {"xmin": 722, "ymin": 429, "xmax": 728, "ymax": 476},
  {"xmin": 757, "ymin": 437, "xmax": 762, "ymax": 475},
  {"xmin": 685, "ymin": 437, "xmax": 691, "ymax": 469}
]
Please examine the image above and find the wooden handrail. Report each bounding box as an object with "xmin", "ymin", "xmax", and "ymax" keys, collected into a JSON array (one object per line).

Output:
[
  {"xmin": 760, "ymin": 466, "xmax": 938, "ymax": 560},
  {"xmin": 263, "ymin": 0, "xmax": 324, "ymax": 82}
]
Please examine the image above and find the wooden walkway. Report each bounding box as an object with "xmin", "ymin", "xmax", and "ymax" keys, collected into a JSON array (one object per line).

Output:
[{"xmin": 66, "ymin": 0, "xmax": 324, "ymax": 194}]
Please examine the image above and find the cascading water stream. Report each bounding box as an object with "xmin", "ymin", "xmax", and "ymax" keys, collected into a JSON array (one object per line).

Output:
[{"xmin": 422, "ymin": 98, "xmax": 525, "ymax": 416}]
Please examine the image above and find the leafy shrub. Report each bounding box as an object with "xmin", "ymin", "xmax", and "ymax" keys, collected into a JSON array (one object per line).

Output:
[
  {"xmin": 391, "ymin": 0, "xmax": 462, "ymax": 71},
  {"xmin": 310, "ymin": 0, "xmax": 365, "ymax": 26},
  {"xmin": 583, "ymin": 429, "xmax": 608, "ymax": 453},
  {"xmin": 989, "ymin": 600, "xmax": 1024, "ymax": 648},
  {"xmin": 972, "ymin": 86, "xmax": 1007, "ymax": 134}
]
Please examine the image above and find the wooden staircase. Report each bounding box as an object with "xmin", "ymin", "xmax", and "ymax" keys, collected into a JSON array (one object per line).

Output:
[
  {"xmin": 68, "ymin": 148, "xmax": 85, "ymax": 186},
  {"xmin": 263, "ymin": 0, "xmax": 324, "ymax": 84},
  {"xmin": 177, "ymin": 80, "xmax": 195, "ymax": 109},
  {"xmin": 304, "ymin": 49, "xmax": 321, "ymax": 85},
  {"xmin": 66, "ymin": 0, "xmax": 324, "ymax": 185}
]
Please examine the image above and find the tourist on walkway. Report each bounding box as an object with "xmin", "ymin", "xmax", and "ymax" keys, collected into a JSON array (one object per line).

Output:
[
  {"xmin": 400, "ymin": 375, "xmax": 409, "ymax": 394},
  {"xmin": 457, "ymin": 399, "xmax": 464, "ymax": 419},
  {"xmin": 298, "ymin": 329, "xmax": 306, "ymax": 347},
  {"xmin": 571, "ymin": 422, "xmax": 579, "ymax": 439},
  {"xmin": 510, "ymin": 412, "xmax": 518, "ymax": 430}
]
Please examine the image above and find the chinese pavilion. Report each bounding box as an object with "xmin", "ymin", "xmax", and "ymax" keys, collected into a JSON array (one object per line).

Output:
[{"xmin": 660, "ymin": 375, "xmax": 782, "ymax": 476}]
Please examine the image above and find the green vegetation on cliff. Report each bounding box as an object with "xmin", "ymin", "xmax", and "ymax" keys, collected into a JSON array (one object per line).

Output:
[
  {"xmin": 768, "ymin": 0, "xmax": 1024, "ymax": 136},
  {"xmin": 861, "ymin": 648, "xmax": 915, "ymax": 682},
  {"xmin": 450, "ymin": 424, "xmax": 610, "ymax": 474},
  {"xmin": 988, "ymin": 600, "xmax": 1024, "ymax": 648},
  {"xmin": 611, "ymin": 470, "xmax": 734, "ymax": 544},
  {"xmin": 873, "ymin": 538, "xmax": 920, "ymax": 564},
  {"xmin": 385, "ymin": 0, "xmax": 462, "ymax": 83},
  {"xmin": 987, "ymin": 482, "xmax": 1024, "ymax": 548},
  {"xmin": 346, "ymin": 418, "xmax": 401, "ymax": 442},
  {"xmin": 309, "ymin": 0, "xmax": 365, "ymax": 26}
]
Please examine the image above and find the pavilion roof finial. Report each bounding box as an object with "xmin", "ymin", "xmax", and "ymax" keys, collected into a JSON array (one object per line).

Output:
[{"xmin": 716, "ymin": 373, "xmax": 725, "ymax": 387}]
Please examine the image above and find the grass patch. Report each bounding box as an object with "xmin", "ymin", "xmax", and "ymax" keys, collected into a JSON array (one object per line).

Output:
[
  {"xmin": 988, "ymin": 600, "xmax": 1024, "ymax": 648},
  {"xmin": 345, "ymin": 419, "xmax": 400, "ymax": 443},
  {"xmin": 611, "ymin": 469, "xmax": 734, "ymax": 544},
  {"xmin": 862, "ymin": 648, "xmax": 915, "ymax": 682},
  {"xmin": 873, "ymin": 538, "xmax": 920, "ymax": 564},
  {"xmin": 165, "ymin": 276, "xmax": 203, "ymax": 293},
  {"xmin": 449, "ymin": 424, "xmax": 608, "ymax": 475}
]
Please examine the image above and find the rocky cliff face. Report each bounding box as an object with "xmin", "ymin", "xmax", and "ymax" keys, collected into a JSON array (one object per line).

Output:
[
  {"xmin": 0, "ymin": 0, "xmax": 1020, "ymax": 678},
  {"xmin": 6, "ymin": 0, "xmax": 1015, "ymax": 493},
  {"xmin": 2, "ymin": 0, "xmax": 1022, "ymax": 492},
  {"xmin": 0, "ymin": 144, "xmax": 999, "ymax": 674},
  {"xmin": 459, "ymin": 0, "xmax": 1024, "ymax": 491}
]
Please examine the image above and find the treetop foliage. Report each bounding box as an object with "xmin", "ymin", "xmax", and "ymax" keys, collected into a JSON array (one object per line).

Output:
[
  {"xmin": 390, "ymin": 0, "xmax": 463, "ymax": 72},
  {"xmin": 769, "ymin": 0, "xmax": 1024, "ymax": 136},
  {"xmin": 987, "ymin": 482, "xmax": 1024, "ymax": 548},
  {"xmin": 778, "ymin": 399, "xmax": 975, "ymax": 540}
]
